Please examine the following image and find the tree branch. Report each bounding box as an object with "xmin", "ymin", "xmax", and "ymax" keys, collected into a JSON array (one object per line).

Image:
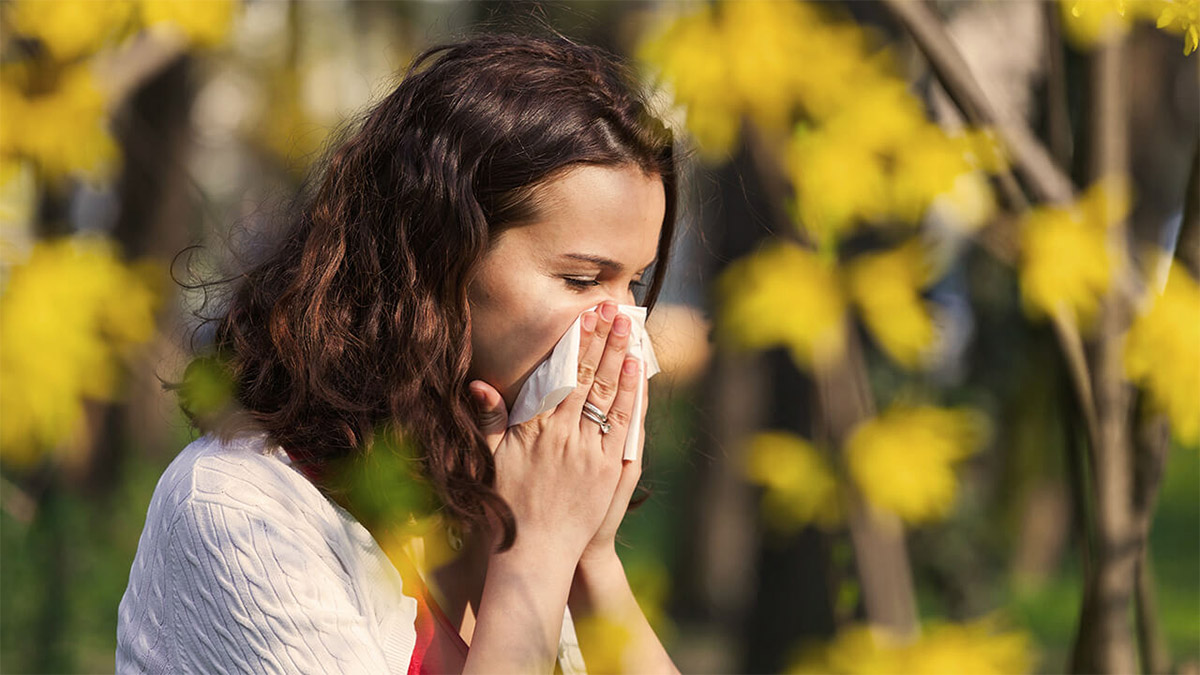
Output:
[{"xmin": 879, "ymin": 0, "xmax": 1075, "ymax": 204}]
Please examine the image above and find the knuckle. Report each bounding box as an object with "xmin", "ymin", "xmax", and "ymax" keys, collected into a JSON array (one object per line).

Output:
[
  {"xmin": 607, "ymin": 406, "xmax": 633, "ymax": 428},
  {"xmin": 577, "ymin": 361, "xmax": 598, "ymax": 385},
  {"xmin": 590, "ymin": 376, "xmax": 618, "ymax": 400}
]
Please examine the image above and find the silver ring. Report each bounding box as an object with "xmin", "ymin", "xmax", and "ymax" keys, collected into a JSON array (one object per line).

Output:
[{"xmin": 581, "ymin": 401, "xmax": 612, "ymax": 434}]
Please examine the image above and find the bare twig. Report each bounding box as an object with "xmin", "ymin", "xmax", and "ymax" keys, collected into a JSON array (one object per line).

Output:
[
  {"xmin": 1132, "ymin": 412, "xmax": 1171, "ymax": 674},
  {"xmin": 1177, "ymin": 139, "xmax": 1200, "ymax": 279},
  {"xmin": 1043, "ymin": 3, "xmax": 1074, "ymax": 171},
  {"xmin": 880, "ymin": 0, "xmax": 1074, "ymax": 205},
  {"xmin": 815, "ymin": 325, "xmax": 919, "ymax": 639},
  {"xmin": 1071, "ymin": 34, "xmax": 1139, "ymax": 675}
]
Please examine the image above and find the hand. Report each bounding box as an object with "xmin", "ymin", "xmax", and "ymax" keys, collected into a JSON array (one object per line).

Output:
[
  {"xmin": 579, "ymin": 370, "xmax": 648, "ymax": 567},
  {"xmin": 468, "ymin": 301, "xmax": 644, "ymax": 562}
]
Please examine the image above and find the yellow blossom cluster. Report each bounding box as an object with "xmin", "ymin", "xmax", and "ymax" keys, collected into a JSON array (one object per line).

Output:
[
  {"xmin": 1018, "ymin": 177, "xmax": 1129, "ymax": 329},
  {"xmin": 1123, "ymin": 265, "xmax": 1200, "ymax": 446},
  {"xmin": 789, "ymin": 615, "xmax": 1033, "ymax": 674},
  {"xmin": 636, "ymin": 0, "xmax": 834, "ymax": 158},
  {"xmin": 744, "ymin": 431, "xmax": 843, "ymax": 532},
  {"xmin": 0, "ymin": 64, "xmax": 119, "ymax": 182},
  {"xmin": 717, "ymin": 238, "xmax": 941, "ymax": 373},
  {"xmin": 5, "ymin": 0, "xmax": 137, "ymax": 61},
  {"xmin": 6, "ymin": 0, "xmax": 237, "ymax": 57},
  {"xmin": 743, "ymin": 404, "xmax": 986, "ymax": 530},
  {"xmin": 0, "ymin": 236, "xmax": 162, "ymax": 467},
  {"xmin": 846, "ymin": 241, "xmax": 939, "ymax": 369},
  {"xmin": 141, "ymin": 0, "xmax": 238, "ymax": 48},
  {"xmin": 715, "ymin": 241, "xmax": 848, "ymax": 370},
  {"xmin": 789, "ymin": 95, "xmax": 1005, "ymax": 246},
  {"xmin": 1061, "ymin": 0, "xmax": 1199, "ymax": 54},
  {"xmin": 1, "ymin": 0, "xmax": 238, "ymax": 181},
  {"xmin": 845, "ymin": 405, "xmax": 988, "ymax": 524},
  {"xmin": 638, "ymin": 0, "xmax": 1008, "ymax": 245}
]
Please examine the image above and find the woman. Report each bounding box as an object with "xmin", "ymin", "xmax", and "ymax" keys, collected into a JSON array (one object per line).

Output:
[{"xmin": 117, "ymin": 31, "xmax": 681, "ymax": 674}]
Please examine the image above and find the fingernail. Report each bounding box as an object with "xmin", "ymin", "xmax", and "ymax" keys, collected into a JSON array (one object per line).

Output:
[
  {"xmin": 470, "ymin": 386, "xmax": 487, "ymax": 408},
  {"xmin": 613, "ymin": 315, "xmax": 630, "ymax": 336},
  {"xmin": 624, "ymin": 357, "xmax": 639, "ymax": 374},
  {"xmin": 599, "ymin": 303, "xmax": 616, "ymax": 321},
  {"xmin": 582, "ymin": 312, "xmax": 597, "ymax": 332}
]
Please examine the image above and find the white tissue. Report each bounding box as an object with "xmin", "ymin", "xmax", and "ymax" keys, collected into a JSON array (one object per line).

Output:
[{"xmin": 507, "ymin": 303, "xmax": 660, "ymax": 461}]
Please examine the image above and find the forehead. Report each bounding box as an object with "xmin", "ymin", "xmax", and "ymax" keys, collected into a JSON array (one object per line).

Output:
[{"xmin": 515, "ymin": 164, "xmax": 665, "ymax": 266}]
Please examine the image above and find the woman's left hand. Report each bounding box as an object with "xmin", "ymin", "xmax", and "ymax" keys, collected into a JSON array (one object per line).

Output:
[{"xmin": 577, "ymin": 377, "xmax": 649, "ymax": 567}]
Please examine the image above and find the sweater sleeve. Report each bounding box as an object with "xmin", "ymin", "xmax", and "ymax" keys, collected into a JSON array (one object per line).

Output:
[{"xmin": 165, "ymin": 497, "xmax": 395, "ymax": 674}]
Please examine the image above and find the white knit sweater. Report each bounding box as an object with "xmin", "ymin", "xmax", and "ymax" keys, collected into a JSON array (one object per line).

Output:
[{"xmin": 116, "ymin": 432, "xmax": 586, "ymax": 674}]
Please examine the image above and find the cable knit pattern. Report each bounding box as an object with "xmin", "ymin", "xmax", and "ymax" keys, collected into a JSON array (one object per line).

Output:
[
  {"xmin": 117, "ymin": 432, "xmax": 418, "ymax": 673},
  {"xmin": 117, "ymin": 432, "xmax": 588, "ymax": 674}
]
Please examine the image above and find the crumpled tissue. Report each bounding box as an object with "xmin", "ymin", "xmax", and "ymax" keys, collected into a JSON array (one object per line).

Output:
[{"xmin": 507, "ymin": 303, "xmax": 659, "ymax": 460}]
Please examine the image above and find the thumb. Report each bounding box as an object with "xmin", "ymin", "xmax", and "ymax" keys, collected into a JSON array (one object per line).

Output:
[{"xmin": 468, "ymin": 380, "xmax": 508, "ymax": 454}]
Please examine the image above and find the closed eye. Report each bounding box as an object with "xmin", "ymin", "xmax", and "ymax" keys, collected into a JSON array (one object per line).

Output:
[{"xmin": 563, "ymin": 278, "xmax": 648, "ymax": 292}]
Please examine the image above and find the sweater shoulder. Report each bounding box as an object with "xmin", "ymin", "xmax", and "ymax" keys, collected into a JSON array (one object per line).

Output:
[{"xmin": 146, "ymin": 432, "xmax": 338, "ymax": 536}]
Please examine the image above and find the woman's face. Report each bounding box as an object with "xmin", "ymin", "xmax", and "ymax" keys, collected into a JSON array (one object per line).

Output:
[{"xmin": 467, "ymin": 164, "xmax": 665, "ymax": 410}]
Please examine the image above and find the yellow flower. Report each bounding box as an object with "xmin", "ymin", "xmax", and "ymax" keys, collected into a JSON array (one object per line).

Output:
[
  {"xmin": 1124, "ymin": 265, "xmax": 1200, "ymax": 445},
  {"xmin": 574, "ymin": 613, "xmax": 635, "ymax": 674},
  {"xmin": 788, "ymin": 123, "xmax": 889, "ymax": 244},
  {"xmin": 905, "ymin": 619, "xmax": 1034, "ymax": 675},
  {"xmin": 715, "ymin": 241, "xmax": 847, "ymax": 371},
  {"xmin": 0, "ymin": 65, "xmax": 119, "ymax": 181},
  {"xmin": 745, "ymin": 431, "xmax": 843, "ymax": 531},
  {"xmin": 623, "ymin": 558, "xmax": 677, "ymax": 642},
  {"xmin": 890, "ymin": 125, "xmax": 981, "ymax": 225},
  {"xmin": 790, "ymin": 625, "xmax": 899, "ymax": 675},
  {"xmin": 845, "ymin": 405, "xmax": 987, "ymax": 524},
  {"xmin": 0, "ymin": 236, "xmax": 161, "ymax": 467},
  {"xmin": 790, "ymin": 615, "xmax": 1033, "ymax": 674},
  {"xmin": 721, "ymin": 0, "xmax": 821, "ymax": 133},
  {"xmin": 1060, "ymin": 0, "xmax": 1136, "ymax": 47},
  {"xmin": 1018, "ymin": 177, "xmax": 1129, "ymax": 328},
  {"xmin": 1154, "ymin": 0, "xmax": 1200, "ymax": 54},
  {"xmin": 637, "ymin": 5, "xmax": 740, "ymax": 159},
  {"xmin": 7, "ymin": 0, "xmax": 136, "ymax": 60},
  {"xmin": 140, "ymin": 0, "xmax": 238, "ymax": 49},
  {"xmin": 846, "ymin": 241, "xmax": 938, "ymax": 370}
]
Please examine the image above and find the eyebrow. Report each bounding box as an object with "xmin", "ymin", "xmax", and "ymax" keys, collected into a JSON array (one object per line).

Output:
[{"xmin": 560, "ymin": 253, "xmax": 657, "ymax": 274}]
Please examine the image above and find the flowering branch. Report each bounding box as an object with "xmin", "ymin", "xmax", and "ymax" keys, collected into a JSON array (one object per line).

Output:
[{"xmin": 877, "ymin": 0, "xmax": 1103, "ymax": 488}]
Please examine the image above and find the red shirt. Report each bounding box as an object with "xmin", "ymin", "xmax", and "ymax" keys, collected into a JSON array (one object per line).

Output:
[{"xmin": 393, "ymin": 552, "xmax": 469, "ymax": 675}]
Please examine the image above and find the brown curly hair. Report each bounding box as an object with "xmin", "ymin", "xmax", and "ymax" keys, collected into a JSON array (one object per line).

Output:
[{"xmin": 177, "ymin": 33, "xmax": 678, "ymax": 551}]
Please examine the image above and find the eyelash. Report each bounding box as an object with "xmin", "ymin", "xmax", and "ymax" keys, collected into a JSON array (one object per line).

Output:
[{"xmin": 564, "ymin": 278, "xmax": 648, "ymax": 292}]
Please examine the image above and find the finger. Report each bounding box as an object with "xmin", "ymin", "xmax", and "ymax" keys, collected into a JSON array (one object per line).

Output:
[
  {"xmin": 468, "ymin": 380, "xmax": 508, "ymax": 454},
  {"xmin": 560, "ymin": 301, "xmax": 619, "ymax": 415},
  {"xmin": 585, "ymin": 313, "xmax": 631, "ymax": 414},
  {"xmin": 632, "ymin": 373, "xmax": 650, "ymax": 461},
  {"xmin": 595, "ymin": 355, "xmax": 640, "ymax": 455}
]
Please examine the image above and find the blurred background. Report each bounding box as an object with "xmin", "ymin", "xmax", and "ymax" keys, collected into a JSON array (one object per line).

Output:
[{"xmin": 1, "ymin": 1, "xmax": 1197, "ymax": 673}]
